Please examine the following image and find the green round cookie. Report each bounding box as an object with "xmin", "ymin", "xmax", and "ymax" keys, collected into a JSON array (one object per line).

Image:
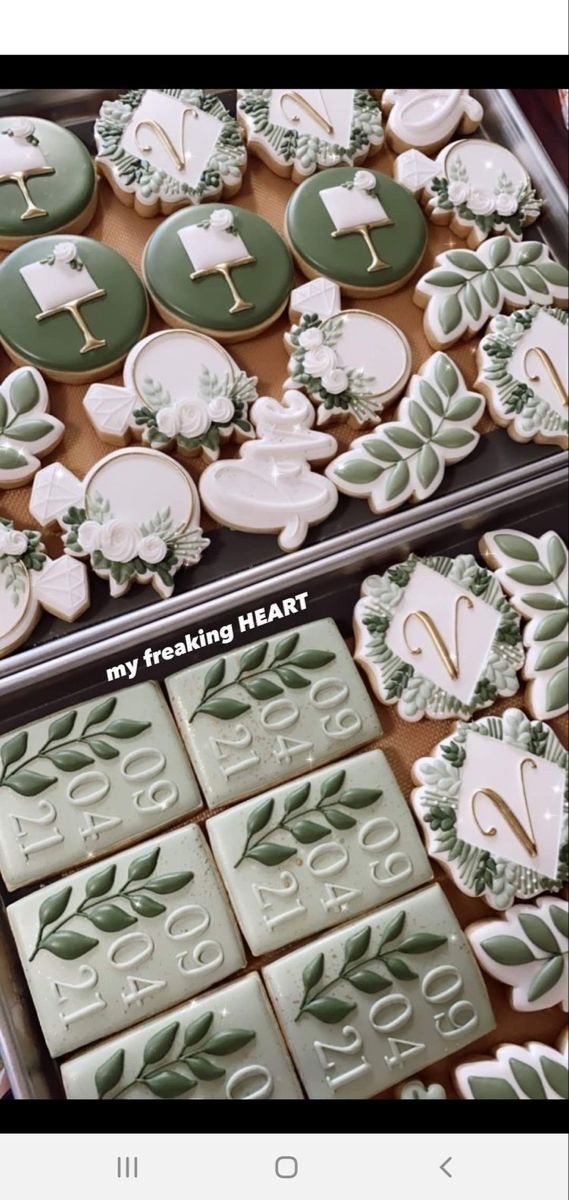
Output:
[
  {"xmin": 0, "ymin": 116, "xmax": 96, "ymax": 244},
  {"xmin": 0, "ymin": 235, "xmax": 148, "ymax": 380},
  {"xmin": 285, "ymin": 166, "xmax": 427, "ymax": 293},
  {"xmin": 143, "ymin": 204, "xmax": 293, "ymax": 338}
]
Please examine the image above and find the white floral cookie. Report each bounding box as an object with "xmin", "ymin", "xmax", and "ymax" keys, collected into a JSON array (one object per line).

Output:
[
  {"xmin": 0, "ymin": 517, "xmax": 89, "ymax": 658},
  {"xmin": 237, "ymin": 89, "xmax": 383, "ymax": 182},
  {"xmin": 381, "ymin": 90, "xmax": 483, "ymax": 155},
  {"xmin": 476, "ymin": 307, "xmax": 568, "ymax": 449},
  {"xmin": 467, "ymin": 897, "xmax": 568, "ymax": 1012},
  {"xmin": 95, "ymin": 90, "xmax": 247, "ymax": 216}
]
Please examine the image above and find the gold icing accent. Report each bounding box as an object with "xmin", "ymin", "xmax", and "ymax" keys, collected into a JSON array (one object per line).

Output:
[
  {"xmin": 279, "ymin": 90, "xmax": 334, "ymax": 136},
  {"xmin": 36, "ymin": 290, "xmax": 107, "ymax": 354},
  {"xmin": 331, "ymin": 218, "xmax": 393, "ymax": 273},
  {"xmin": 403, "ymin": 594, "xmax": 473, "ymax": 681},
  {"xmin": 523, "ymin": 346, "xmax": 568, "ymax": 408},
  {"xmin": 135, "ymin": 107, "xmax": 199, "ymax": 174},
  {"xmin": 0, "ymin": 166, "xmax": 55, "ymax": 221},
  {"xmin": 190, "ymin": 257, "xmax": 256, "ymax": 315},
  {"xmin": 471, "ymin": 757, "xmax": 538, "ymax": 858}
]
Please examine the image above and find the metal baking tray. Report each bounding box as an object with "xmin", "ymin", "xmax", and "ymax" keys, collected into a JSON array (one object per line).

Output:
[
  {"xmin": 0, "ymin": 88, "xmax": 567, "ymax": 699},
  {"xmin": 0, "ymin": 465, "xmax": 567, "ymax": 1100}
]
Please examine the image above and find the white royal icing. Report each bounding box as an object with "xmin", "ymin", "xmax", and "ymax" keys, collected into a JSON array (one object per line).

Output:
[
  {"xmin": 178, "ymin": 215, "xmax": 250, "ymax": 273},
  {"xmin": 267, "ymin": 89, "xmax": 355, "ymax": 147},
  {"xmin": 20, "ymin": 251, "xmax": 98, "ymax": 311},
  {"xmin": 119, "ymin": 89, "xmax": 223, "ymax": 189},
  {"xmin": 0, "ymin": 121, "xmax": 47, "ymax": 173},
  {"xmin": 383, "ymin": 89, "xmax": 483, "ymax": 149},
  {"xmin": 320, "ymin": 182, "xmax": 388, "ymax": 231}
]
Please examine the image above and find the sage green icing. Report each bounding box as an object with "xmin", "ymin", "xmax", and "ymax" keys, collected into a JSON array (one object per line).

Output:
[
  {"xmin": 285, "ymin": 167, "xmax": 427, "ymax": 289},
  {"xmin": 0, "ymin": 117, "xmax": 96, "ymax": 240},
  {"xmin": 143, "ymin": 204, "xmax": 293, "ymax": 333},
  {"xmin": 0, "ymin": 235, "xmax": 148, "ymax": 374}
]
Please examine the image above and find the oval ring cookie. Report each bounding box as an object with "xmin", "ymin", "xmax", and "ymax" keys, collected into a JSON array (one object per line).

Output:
[
  {"xmin": 143, "ymin": 205, "xmax": 293, "ymax": 342},
  {"xmin": 0, "ymin": 235, "xmax": 149, "ymax": 383},
  {"xmin": 0, "ymin": 116, "xmax": 97, "ymax": 249},
  {"xmin": 285, "ymin": 166, "xmax": 427, "ymax": 297}
]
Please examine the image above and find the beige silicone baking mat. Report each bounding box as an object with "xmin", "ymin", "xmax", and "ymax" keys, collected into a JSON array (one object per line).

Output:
[{"xmin": 0, "ymin": 138, "xmax": 500, "ymax": 558}]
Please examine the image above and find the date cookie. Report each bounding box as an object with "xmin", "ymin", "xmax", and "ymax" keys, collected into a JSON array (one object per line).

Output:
[
  {"xmin": 285, "ymin": 166, "xmax": 427, "ymax": 297},
  {"xmin": 143, "ymin": 205, "xmax": 293, "ymax": 342},
  {"xmin": 0, "ymin": 116, "xmax": 97, "ymax": 249}
]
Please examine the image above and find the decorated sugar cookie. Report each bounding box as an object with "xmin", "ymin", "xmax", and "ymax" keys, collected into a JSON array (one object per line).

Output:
[
  {"xmin": 95, "ymin": 89, "xmax": 247, "ymax": 217},
  {"xmin": 0, "ymin": 367, "xmax": 64, "ymax": 489},
  {"xmin": 467, "ymin": 897, "xmax": 568, "ymax": 1013},
  {"xmin": 237, "ymin": 89, "xmax": 383, "ymax": 182},
  {"xmin": 479, "ymin": 529, "xmax": 568, "ymax": 720},
  {"xmin": 143, "ymin": 204, "xmax": 293, "ymax": 342},
  {"xmin": 83, "ymin": 329, "xmax": 258, "ymax": 461},
  {"xmin": 476, "ymin": 307, "xmax": 568, "ymax": 449},
  {"xmin": 199, "ymin": 390, "xmax": 338, "ymax": 551},
  {"xmin": 381, "ymin": 90, "xmax": 483, "ymax": 155},
  {"xmin": 0, "ymin": 516, "xmax": 89, "ymax": 658},
  {"xmin": 329, "ymin": 351, "xmax": 484, "ymax": 511},
  {"xmin": 412, "ymin": 708, "xmax": 568, "ymax": 908},
  {"xmin": 397, "ymin": 1079, "xmax": 447, "ymax": 1100},
  {"xmin": 353, "ymin": 553, "xmax": 523, "ymax": 722},
  {"xmin": 29, "ymin": 448, "xmax": 209, "ymax": 600},
  {"xmin": 0, "ymin": 236, "xmax": 149, "ymax": 382},
  {"xmin": 285, "ymin": 166, "xmax": 427, "ymax": 298},
  {"xmin": 0, "ymin": 116, "xmax": 97, "ymax": 249},
  {"xmin": 284, "ymin": 280, "xmax": 411, "ymax": 427},
  {"xmin": 454, "ymin": 1034, "xmax": 568, "ymax": 1100},
  {"xmin": 396, "ymin": 140, "xmax": 542, "ymax": 247},
  {"xmin": 414, "ymin": 238, "xmax": 569, "ymax": 350},
  {"xmin": 289, "ymin": 275, "xmax": 340, "ymax": 322}
]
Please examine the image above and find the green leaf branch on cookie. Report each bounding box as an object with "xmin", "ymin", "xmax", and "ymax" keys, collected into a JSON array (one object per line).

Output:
[
  {"xmin": 478, "ymin": 903, "xmax": 568, "ymax": 1008},
  {"xmin": 295, "ymin": 910, "xmax": 447, "ymax": 1024},
  {"xmin": 28, "ymin": 846, "xmax": 193, "ymax": 962},
  {"xmin": 234, "ymin": 768, "xmax": 382, "ymax": 868},
  {"xmin": 237, "ymin": 89, "xmax": 383, "ymax": 174},
  {"xmin": 0, "ymin": 370, "xmax": 63, "ymax": 479},
  {"xmin": 188, "ymin": 633, "xmax": 336, "ymax": 723}
]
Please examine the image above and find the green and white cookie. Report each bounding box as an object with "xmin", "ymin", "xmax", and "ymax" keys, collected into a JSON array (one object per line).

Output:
[
  {"xmin": 353, "ymin": 553, "xmax": 524, "ymax": 722},
  {"xmin": 0, "ymin": 366, "xmax": 64, "ymax": 489},
  {"xmin": 467, "ymin": 897, "xmax": 568, "ymax": 1013},
  {"xmin": 0, "ymin": 116, "xmax": 97, "ymax": 249},
  {"xmin": 454, "ymin": 1034, "xmax": 568, "ymax": 1100},
  {"xmin": 0, "ymin": 516, "xmax": 89, "ymax": 659},
  {"xmin": 143, "ymin": 204, "xmax": 293, "ymax": 342},
  {"xmin": 95, "ymin": 89, "xmax": 247, "ymax": 216},
  {"xmin": 476, "ymin": 306, "xmax": 568, "ymax": 449},
  {"xmin": 0, "ymin": 236, "xmax": 149, "ymax": 382},
  {"xmin": 285, "ymin": 166, "xmax": 427, "ymax": 297},
  {"xmin": 411, "ymin": 708, "xmax": 568, "ymax": 908}
]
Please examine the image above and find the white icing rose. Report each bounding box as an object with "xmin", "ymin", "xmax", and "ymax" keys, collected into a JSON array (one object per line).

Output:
[
  {"xmin": 353, "ymin": 169, "xmax": 376, "ymax": 191},
  {"xmin": 53, "ymin": 242, "xmax": 77, "ymax": 263},
  {"xmin": 208, "ymin": 395, "xmax": 235, "ymax": 424},
  {"xmin": 303, "ymin": 346, "xmax": 337, "ymax": 378},
  {"xmin": 175, "ymin": 398, "xmax": 211, "ymax": 438},
  {"xmin": 299, "ymin": 326, "xmax": 324, "ymax": 350},
  {"xmin": 9, "ymin": 117, "xmax": 35, "ymax": 140},
  {"xmin": 0, "ymin": 528, "xmax": 27, "ymax": 556},
  {"xmin": 209, "ymin": 209, "xmax": 233, "ymax": 231},
  {"xmin": 495, "ymin": 192, "xmax": 518, "ymax": 216},
  {"xmin": 138, "ymin": 534, "xmax": 167, "ymax": 564},
  {"xmin": 99, "ymin": 520, "xmax": 140, "ymax": 564},
  {"xmin": 156, "ymin": 407, "xmax": 180, "ymax": 439},
  {"xmin": 77, "ymin": 521, "xmax": 101, "ymax": 553},
  {"xmin": 447, "ymin": 181, "xmax": 469, "ymax": 205},
  {"xmin": 467, "ymin": 188, "xmax": 495, "ymax": 216},
  {"xmin": 322, "ymin": 367, "xmax": 349, "ymax": 395}
]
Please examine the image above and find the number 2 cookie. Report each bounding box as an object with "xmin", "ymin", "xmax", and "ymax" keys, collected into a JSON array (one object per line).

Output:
[
  {"xmin": 381, "ymin": 90, "xmax": 483, "ymax": 155},
  {"xmin": 285, "ymin": 166, "xmax": 427, "ymax": 297},
  {"xmin": 0, "ymin": 115, "xmax": 97, "ymax": 249},
  {"xmin": 237, "ymin": 89, "xmax": 383, "ymax": 182},
  {"xmin": 0, "ymin": 236, "xmax": 149, "ymax": 382},
  {"xmin": 143, "ymin": 205, "xmax": 293, "ymax": 342},
  {"xmin": 95, "ymin": 89, "xmax": 247, "ymax": 216}
]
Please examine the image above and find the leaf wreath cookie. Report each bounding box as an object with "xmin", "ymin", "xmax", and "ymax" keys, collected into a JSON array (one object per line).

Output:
[
  {"xmin": 411, "ymin": 708, "xmax": 568, "ymax": 909},
  {"xmin": 396, "ymin": 139, "xmax": 542, "ymax": 246},
  {"xmin": 476, "ymin": 306, "xmax": 568, "ymax": 449},
  {"xmin": 329, "ymin": 351, "xmax": 484, "ymax": 511},
  {"xmin": 0, "ymin": 517, "xmax": 89, "ymax": 658},
  {"xmin": 454, "ymin": 1033, "xmax": 568, "ymax": 1100},
  {"xmin": 414, "ymin": 238, "xmax": 569, "ymax": 350},
  {"xmin": 467, "ymin": 897, "xmax": 568, "ymax": 1013},
  {"xmin": 95, "ymin": 90, "xmax": 247, "ymax": 216},
  {"xmin": 30, "ymin": 448, "xmax": 209, "ymax": 600},
  {"xmin": 480, "ymin": 529, "xmax": 568, "ymax": 720},
  {"xmin": 0, "ymin": 367, "xmax": 64, "ymax": 488},
  {"xmin": 283, "ymin": 279, "xmax": 411, "ymax": 428},
  {"xmin": 381, "ymin": 90, "xmax": 483, "ymax": 155},
  {"xmin": 237, "ymin": 89, "xmax": 383, "ymax": 182},
  {"xmin": 84, "ymin": 329, "xmax": 258, "ymax": 462},
  {"xmin": 353, "ymin": 553, "xmax": 523, "ymax": 722}
]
